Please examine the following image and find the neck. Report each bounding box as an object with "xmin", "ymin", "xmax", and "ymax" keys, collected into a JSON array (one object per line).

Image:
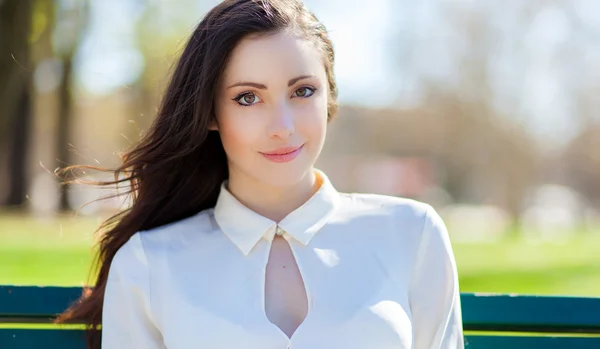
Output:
[{"xmin": 226, "ymin": 169, "xmax": 320, "ymax": 222}]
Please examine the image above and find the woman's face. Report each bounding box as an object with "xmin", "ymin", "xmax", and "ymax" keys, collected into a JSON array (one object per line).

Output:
[{"xmin": 214, "ymin": 30, "xmax": 329, "ymax": 189}]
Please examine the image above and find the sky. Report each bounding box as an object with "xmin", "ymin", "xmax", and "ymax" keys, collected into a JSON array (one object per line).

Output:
[{"xmin": 72, "ymin": 0, "xmax": 600, "ymax": 150}]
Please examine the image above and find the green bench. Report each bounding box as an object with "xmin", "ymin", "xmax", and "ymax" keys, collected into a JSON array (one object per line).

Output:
[{"xmin": 1, "ymin": 285, "xmax": 599, "ymax": 348}]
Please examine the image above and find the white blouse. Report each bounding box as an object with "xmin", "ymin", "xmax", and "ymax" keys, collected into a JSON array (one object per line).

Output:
[{"xmin": 102, "ymin": 170, "xmax": 464, "ymax": 349}]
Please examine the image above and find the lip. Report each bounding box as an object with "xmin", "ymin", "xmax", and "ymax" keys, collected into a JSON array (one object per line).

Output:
[{"xmin": 260, "ymin": 144, "xmax": 304, "ymax": 163}]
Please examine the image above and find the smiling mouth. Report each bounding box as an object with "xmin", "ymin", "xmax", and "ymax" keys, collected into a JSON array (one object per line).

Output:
[{"xmin": 259, "ymin": 144, "xmax": 304, "ymax": 163}]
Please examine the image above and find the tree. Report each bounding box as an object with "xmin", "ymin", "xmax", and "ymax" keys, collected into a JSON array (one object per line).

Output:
[
  {"xmin": 0, "ymin": 0, "xmax": 34, "ymax": 207},
  {"xmin": 52, "ymin": 0, "xmax": 89, "ymax": 211}
]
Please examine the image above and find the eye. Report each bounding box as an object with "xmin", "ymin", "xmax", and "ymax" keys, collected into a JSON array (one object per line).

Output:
[
  {"xmin": 293, "ymin": 86, "xmax": 316, "ymax": 98},
  {"xmin": 233, "ymin": 92, "xmax": 262, "ymax": 106}
]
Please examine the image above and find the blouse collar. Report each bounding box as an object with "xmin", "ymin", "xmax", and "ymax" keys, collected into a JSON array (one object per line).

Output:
[{"xmin": 213, "ymin": 169, "xmax": 340, "ymax": 256}]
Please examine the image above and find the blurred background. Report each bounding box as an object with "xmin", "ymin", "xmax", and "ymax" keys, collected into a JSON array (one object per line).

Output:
[{"xmin": 1, "ymin": 0, "xmax": 599, "ymax": 295}]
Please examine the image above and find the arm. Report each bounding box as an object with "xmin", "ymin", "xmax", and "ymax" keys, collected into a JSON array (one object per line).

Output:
[
  {"xmin": 102, "ymin": 233, "xmax": 166, "ymax": 349},
  {"xmin": 409, "ymin": 204, "xmax": 464, "ymax": 349}
]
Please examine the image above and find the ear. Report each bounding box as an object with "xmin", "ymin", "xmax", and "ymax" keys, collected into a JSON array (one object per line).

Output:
[{"xmin": 208, "ymin": 118, "xmax": 219, "ymax": 131}]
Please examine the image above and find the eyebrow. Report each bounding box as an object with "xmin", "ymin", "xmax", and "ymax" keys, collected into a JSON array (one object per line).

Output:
[{"xmin": 226, "ymin": 75, "xmax": 315, "ymax": 90}]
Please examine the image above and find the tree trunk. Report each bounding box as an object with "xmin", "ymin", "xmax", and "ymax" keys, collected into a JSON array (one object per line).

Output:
[
  {"xmin": 57, "ymin": 55, "xmax": 73, "ymax": 211},
  {"xmin": 0, "ymin": 0, "xmax": 33, "ymax": 207}
]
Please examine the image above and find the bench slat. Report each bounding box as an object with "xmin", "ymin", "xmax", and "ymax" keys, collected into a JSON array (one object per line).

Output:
[
  {"xmin": 462, "ymin": 293, "xmax": 600, "ymax": 333},
  {"xmin": 0, "ymin": 329, "xmax": 86, "ymax": 349},
  {"xmin": 1, "ymin": 330, "xmax": 599, "ymax": 349},
  {"xmin": 465, "ymin": 335, "xmax": 600, "ymax": 349},
  {"xmin": 0, "ymin": 286, "xmax": 83, "ymax": 321}
]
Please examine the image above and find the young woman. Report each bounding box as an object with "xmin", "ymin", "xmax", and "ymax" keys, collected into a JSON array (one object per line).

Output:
[{"xmin": 58, "ymin": 0, "xmax": 464, "ymax": 348}]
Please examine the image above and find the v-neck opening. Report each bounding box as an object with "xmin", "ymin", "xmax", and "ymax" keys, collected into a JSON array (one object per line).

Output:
[{"xmin": 261, "ymin": 231, "xmax": 312, "ymax": 344}]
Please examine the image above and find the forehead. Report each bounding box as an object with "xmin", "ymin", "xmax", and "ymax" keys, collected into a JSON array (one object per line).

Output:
[{"xmin": 221, "ymin": 30, "xmax": 325, "ymax": 84}]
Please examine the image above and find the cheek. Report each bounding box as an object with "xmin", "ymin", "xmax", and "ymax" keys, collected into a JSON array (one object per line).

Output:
[
  {"xmin": 296, "ymin": 97, "xmax": 328, "ymax": 139},
  {"xmin": 217, "ymin": 114, "xmax": 259, "ymax": 155}
]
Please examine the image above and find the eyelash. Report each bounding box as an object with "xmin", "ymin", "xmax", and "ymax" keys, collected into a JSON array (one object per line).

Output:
[{"xmin": 232, "ymin": 86, "xmax": 317, "ymax": 107}]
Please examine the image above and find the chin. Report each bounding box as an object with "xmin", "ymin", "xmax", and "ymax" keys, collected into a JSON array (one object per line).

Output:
[
  {"xmin": 256, "ymin": 164, "xmax": 313, "ymax": 188},
  {"xmin": 229, "ymin": 149, "xmax": 319, "ymax": 189}
]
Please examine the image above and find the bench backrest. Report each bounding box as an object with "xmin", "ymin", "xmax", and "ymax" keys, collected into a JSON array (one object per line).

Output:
[{"xmin": 1, "ymin": 286, "xmax": 600, "ymax": 348}]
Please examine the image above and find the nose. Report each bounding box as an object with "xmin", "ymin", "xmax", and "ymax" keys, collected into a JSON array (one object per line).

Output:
[{"xmin": 267, "ymin": 102, "xmax": 295, "ymax": 139}]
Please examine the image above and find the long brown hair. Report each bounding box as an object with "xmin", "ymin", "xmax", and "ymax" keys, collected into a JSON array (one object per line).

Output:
[{"xmin": 55, "ymin": 0, "xmax": 338, "ymax": 348}]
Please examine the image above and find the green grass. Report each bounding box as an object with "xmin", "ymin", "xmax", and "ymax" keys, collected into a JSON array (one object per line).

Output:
[
  {"xmin": 454, "ymin": 233, "xmax": 600, "ymax": 296},
  {"xmin": 1, "ymin": 212, "xmax": 599, "ymax": 296},
  {"xmin": 0, "ymin": 212, "xmax": 98, "ymax": 286}
]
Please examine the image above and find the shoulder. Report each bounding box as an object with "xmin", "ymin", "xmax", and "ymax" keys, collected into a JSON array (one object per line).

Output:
[
  {"xmin": 334, "ymin": 192, "xmax": 446, "ymax": 249},
  {"xmin": 338, "ymin": 192, "xmax": 432, "ymax": 224},
  {"xmin": 139, "ymin": 208, "xmax": 216, "ymax": 244},
  {"xmin": 111, "ymin": 208, "xmax": 217, "ymax": 271}
]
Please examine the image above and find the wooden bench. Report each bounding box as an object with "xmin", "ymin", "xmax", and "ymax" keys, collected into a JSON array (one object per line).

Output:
[{"xmin": 1, "ymin": 285, "xmax": 599, "ymax": 348}]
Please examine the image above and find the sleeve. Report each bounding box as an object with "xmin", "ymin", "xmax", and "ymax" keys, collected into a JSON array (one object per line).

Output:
[
  {"xmin": 409, "ymin": 204, "xmax": 464, "ymax": 349},
  {"xmin": 101, "ymin": 233, "xmax": 166, "ymax": 349}
]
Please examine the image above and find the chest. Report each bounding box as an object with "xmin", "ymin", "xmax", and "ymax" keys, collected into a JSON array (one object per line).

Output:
[{"xmin": 160, "ymin": 232, "xmax": 414, "ymax": 349}]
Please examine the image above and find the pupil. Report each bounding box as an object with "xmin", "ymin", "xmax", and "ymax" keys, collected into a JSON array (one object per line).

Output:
[
  {"xmin": 298, "ymin": 88, "xmax": 306, "ymax": 96},
  {"xmin": 244, "ymin": 95, "xmax": 254, "ymax": 103}
]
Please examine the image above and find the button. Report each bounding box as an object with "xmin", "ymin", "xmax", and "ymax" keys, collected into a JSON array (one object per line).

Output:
[{"xmin": 276, "ymin": 227, "xmax": 284, "ymax": 236}]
